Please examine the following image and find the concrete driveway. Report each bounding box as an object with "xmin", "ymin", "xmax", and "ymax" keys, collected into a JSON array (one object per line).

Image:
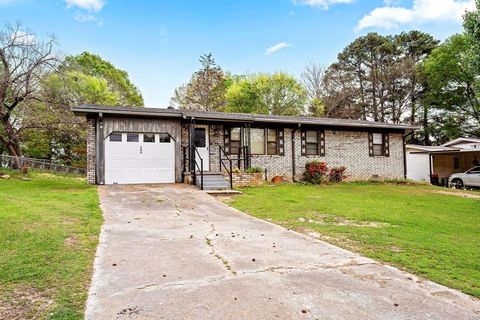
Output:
[{"xmin": 86, "ymin": 184, "xmax": 480, "ymax": 320}]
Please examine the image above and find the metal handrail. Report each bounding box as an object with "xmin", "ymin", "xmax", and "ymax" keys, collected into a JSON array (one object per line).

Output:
[
  {"xmin": 192, "ymin": 146, "xmax": 204, "ymax": 190},
  {"xmin": 219, "ymin": 146, "xmax": 233, "ymax": 189}
]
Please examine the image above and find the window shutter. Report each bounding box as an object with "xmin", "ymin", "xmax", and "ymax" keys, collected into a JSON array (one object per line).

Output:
[
  {"xmin": 318, "ymin": 130, "xmax": 325, "ymax": 156},
  {"xmin": 278, "ymin": 129, "xmax": 285, "ymax": 156},
  {"xmin": 368, "ymin": 132, "xmax": 374, "ymax": 157},
  {"xmin": 224, "ymin": 127, "xmax": 230, "ymax": 154},
  {"xmin": 383, "ymin": 133, "xmax": 390, "ymax": 157},
  {"xmin": 301, "ymin": 130, "xmax": 306, "ymax": 156}
]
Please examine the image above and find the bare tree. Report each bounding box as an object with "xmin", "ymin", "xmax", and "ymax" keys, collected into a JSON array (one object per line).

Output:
[
  {"xmin": 301, "ymin": 63, "xmax": 326, "ymax": 116},
  {"xmin": 0, "ymin": 23, "xmax": 58, "ymax": 161}
]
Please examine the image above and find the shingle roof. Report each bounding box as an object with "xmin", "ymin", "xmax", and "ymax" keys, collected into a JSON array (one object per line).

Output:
[{"xmin": 72, "ymin": 104, "xmax": 419, "ymax": 131}]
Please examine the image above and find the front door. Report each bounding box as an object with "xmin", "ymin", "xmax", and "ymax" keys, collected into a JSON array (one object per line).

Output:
[{"xmin": 194, "ymin": 125, "xmax": 210, "ymax": 171}]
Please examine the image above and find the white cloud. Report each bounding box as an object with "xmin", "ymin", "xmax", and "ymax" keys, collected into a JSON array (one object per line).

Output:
[
  {"xmin": 356, "ymin": 0, "xmax": 475, "ymax": 31},
  {"xmin": 293, "ymin": 0, "xmax": 354, "ymax": 10},
  {"xmin": 10, "ymin": 31, "xmax": 35, "ymax": 45},
  {"xmin": 74, "ymin": 13, "xmax": 97, "ymax": 22},
  {"xmin": 65, "ymin": 0, "xmax": 105, "ymax": 12},
  {"xmin": 74, "ymin": 13, "xmax": 103, "ymax": 25},
  {"xmin": 265, "ymin": 42, "xmax": 292, "ymax": 55}
]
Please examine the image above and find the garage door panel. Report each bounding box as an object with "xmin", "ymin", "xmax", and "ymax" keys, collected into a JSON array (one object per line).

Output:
[{"xmin": 105, "ymin": 133, "xmax": 175, "ymax": 185}]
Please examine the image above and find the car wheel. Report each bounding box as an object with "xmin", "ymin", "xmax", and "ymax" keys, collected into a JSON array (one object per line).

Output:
[{"xmin": 451, "ymin": 178, "xmax": 464, "ymax": 189}]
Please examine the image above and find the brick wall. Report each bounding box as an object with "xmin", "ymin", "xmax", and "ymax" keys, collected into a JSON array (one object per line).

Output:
[
  {"xmin": 182, "ymin": 124, "xmax": 405, "ymax": 181},
  {"xmin": 225, "ymin": 172, "xmax": 264, "ymax": 187},
  {"xmin": 86, "ymin": 117, "xmax": 96, "ymax": 184}
]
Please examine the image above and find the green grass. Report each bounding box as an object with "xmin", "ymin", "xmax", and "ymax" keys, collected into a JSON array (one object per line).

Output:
[
  {"xmin": 228, "ymin": 182, "xmax": 480, "ymax": 297},
  {"xmin": 0, "ymin": 170, "xmax": 102, "ymax": 319}
]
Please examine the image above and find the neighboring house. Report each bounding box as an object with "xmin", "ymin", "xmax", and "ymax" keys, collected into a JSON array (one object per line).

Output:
[
  {"xmin": 406, "ymin": 138, "xmax": 480, "ymax": 182},
  {"xmin": 72, "ymin": 105, "xmax": 418, "ymax": 186}
]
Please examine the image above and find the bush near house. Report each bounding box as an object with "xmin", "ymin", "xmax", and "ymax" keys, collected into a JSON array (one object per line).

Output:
[{"xmin": 303, "ymin": 161, "xmax": 347, "ymax": 184}]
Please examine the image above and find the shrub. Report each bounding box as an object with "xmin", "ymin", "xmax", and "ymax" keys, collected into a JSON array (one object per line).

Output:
[
  {"xmin": 329, "ymin": 166, "xmax": 347, "ymax": 183},
  {"xmin": 303, "ymin": 161, "xmax": 329, "ymax": 184},
  {"xmin": 245, "ymin": 166, "xmax": 263, "ymax": 173}
]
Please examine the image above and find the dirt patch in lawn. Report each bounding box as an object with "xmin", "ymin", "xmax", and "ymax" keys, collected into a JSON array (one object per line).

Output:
[
  {"xmin": 431, "ymin": 190, "xmax": 480, "ymax": 199},
  {"xmin": 297, "ymin": 214, "xmax": 390, "ymax": 228},
  {"xmin": 0, "ymin": 286, "xmax": 54, "ymax": 320}
]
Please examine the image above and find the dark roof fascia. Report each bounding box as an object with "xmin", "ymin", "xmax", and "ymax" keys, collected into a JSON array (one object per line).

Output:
[
  {"xmin": 410, "ymin": 149, "xmax": 465, "ymax": 154},
  {"xmin": 71, "ymin": 105, "xmax": 419, "ymax": 131},
  {"xmin": 72, "ymin": 105, "xmax": 183, "ymax": 119}
]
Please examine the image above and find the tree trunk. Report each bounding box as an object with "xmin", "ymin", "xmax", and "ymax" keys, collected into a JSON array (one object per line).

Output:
[
  {"xmin": 423, "ymin": 104, "xmax": 430, "ymax": 145},
  {"xmin": 1, "ymin": 114, "xmax": 23, "ymax": 167}
]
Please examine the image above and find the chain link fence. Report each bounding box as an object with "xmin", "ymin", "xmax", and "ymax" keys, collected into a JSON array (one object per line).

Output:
[{"xmin": 0, "ymin": 154, "xmax": 86, "ymax": 175}]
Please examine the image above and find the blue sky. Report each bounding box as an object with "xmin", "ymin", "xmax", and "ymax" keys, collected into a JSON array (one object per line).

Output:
[{"xmin": 1, "ymin": 0, "xmax": 474, "ymax": 107}]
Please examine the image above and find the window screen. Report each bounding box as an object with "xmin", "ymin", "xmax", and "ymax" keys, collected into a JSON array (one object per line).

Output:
[
  {"xmin": 250, "ymin": 128, "xmax": 265, "ymax": 154},
  {"xmin": 109, "ymin": 133, "xmax": 122, "ymax": 142},
  {"xmin": 372, "ymin": 133, "xmax": 384, "ymax": 156},
  {"xmin": 230, "ymin": 127, "xmax": 241, "ymax": 155},
  {"xmin": 305, "ymin": 131, "xmax": 318, "ymax": 155},
  {"xmin": 127, "ymin": 133, "xmax": 139, "ymax": 142},
  {"xmin": 267, "ymin": 129, "xmax": 277, "ymax": 155}
]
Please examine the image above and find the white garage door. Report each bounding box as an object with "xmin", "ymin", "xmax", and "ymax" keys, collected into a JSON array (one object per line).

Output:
[{"xmin": 105, "ymin": 132, "xmax": 175, "ymax": 184}]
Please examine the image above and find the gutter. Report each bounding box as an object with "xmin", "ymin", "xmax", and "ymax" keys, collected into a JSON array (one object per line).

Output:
[
  {"xmin": 403, "ymin": 130, "xmax": 415, "ymax": 179},
  {"xmin": 291, "ymin": 124, "xmax": 301, "ymax": 182}
]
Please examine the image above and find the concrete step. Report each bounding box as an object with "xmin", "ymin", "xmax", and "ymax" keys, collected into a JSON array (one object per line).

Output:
[{"xmin": 195, "ymin": 172, "xmax": 230, "ymax": 190}]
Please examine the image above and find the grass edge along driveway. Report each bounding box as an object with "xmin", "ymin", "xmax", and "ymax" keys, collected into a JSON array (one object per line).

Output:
[
  {"xmin": 227, "ymin": 182, "xmax": 480, "ymax": 298},
  {"xmin": 0, "ymin": 172, "xmax": 102, "ymax": 319}
]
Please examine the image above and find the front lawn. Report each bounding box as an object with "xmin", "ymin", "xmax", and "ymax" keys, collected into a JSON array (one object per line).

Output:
[
  {"xmin": 0, "ymin": 171, "xmax": 102, "ymax": 319},
  {"xmin": 228, "ymin": 182, "xmax": 480, "ymax": 297}
]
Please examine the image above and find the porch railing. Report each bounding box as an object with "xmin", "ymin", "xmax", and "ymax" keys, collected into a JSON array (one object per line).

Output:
[
  {"xmin": 219, "ymin": 146, "xmax": 233, "ymax": 189},
  {"xmin": 233, "ymin": 146, "xmax": 251, "ymax": 171},
  {"xmin": 192, "ymin": 146, "xmax": 204, "ymax": 190}
]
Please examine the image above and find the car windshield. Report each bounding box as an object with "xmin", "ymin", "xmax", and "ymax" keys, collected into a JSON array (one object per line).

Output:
[{"xmin": 467, "ymin": 166, "xmax": 480, "ymax": 173}]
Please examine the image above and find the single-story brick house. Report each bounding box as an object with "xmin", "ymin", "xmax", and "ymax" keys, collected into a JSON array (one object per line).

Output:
[{"xmin": 72, "ymin": 104, "xmax": 418, "ymax": 187}]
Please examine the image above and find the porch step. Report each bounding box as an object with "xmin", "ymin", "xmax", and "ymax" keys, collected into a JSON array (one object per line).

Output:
[{"xmin": 195, "ymin": 172, "xmax": 230, "ymax": 190}]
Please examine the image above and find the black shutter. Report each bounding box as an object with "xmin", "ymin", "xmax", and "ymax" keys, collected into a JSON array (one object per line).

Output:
[
  {"xmin": 224, "ymin": 127, "xmax": 230, "ymax": 154},
  {"xmin": 368, "ymin": 132, "xmax": 374, "ymax": 157},
  {"xmin": 278, "ymin": 128, "xmax": 285, "ymax": 156},
  {"xmin": 383, "ymin": 133, "xmax": 390, "ymax": 157},
  {"xmin": 301, "ymin": 130, "xmax": 306, "ymax": 156},
  {"xmin": 318, "ymin": 130, "xmax": 325, "ymax": 156}
]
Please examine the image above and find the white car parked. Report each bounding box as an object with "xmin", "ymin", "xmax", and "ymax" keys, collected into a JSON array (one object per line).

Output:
[{"xmin": 449, "ymin": 166, "xmax": 480, "ymax": 189}]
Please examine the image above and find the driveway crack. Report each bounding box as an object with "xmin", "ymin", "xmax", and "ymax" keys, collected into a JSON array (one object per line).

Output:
[{"xmin": 205, "ymin": 223, "xmax": 237, "ymax": 276}]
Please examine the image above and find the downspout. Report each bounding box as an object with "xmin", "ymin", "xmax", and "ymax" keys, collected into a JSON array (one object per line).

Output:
[
  {"xmin": 402, "ymin": 130, "xmax": 414, "ymax": 179},
  {"xmin": 97, "ymin": 112, "xmax": 104, "ymax": 185},
  {"xmin": 291, "ymin": 124, "xmax": 301, "ymax": 182}
]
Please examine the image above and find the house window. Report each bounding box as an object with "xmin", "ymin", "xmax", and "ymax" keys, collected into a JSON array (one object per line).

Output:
[
  {"xmin": 267, "ymin": 129, "xmax": 278, "ymax": 155},
  {"xmin": 250, "ymin": 128, "xmax": 265, "ymax": 155},
  {"xmin": 127, "ymin": 133, "xmax": 139, "ymax": 142},
  {"xmin": 372, "ymin": 133, "xmax": 384, "ymax": 156},
  {"xmin": 144, "ymin": 134, "xmax": 155, "ymax": 143},
  {"xmin": 230, "ymin": 127, "xmax": 241, "ymax": 155},
  {"xmin": 109, "ymin": 133, "xmax": 122, "ymax": 142},
  {"xmin": 305, "ymin": 130, "xmax": 319, "ymax": 155},
  {"xmin": 454, "ymin": 157, "xmax": 460, "ymax": 169},
  {"xmin": 194, "ymin": 128, "xmax": 206, "ymax": 148}
]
